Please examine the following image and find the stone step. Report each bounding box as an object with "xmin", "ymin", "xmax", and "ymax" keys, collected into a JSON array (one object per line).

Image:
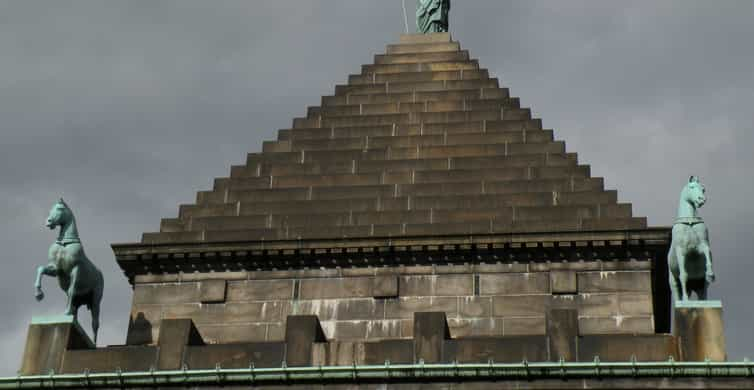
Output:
[
  {"xmin": 146, "ymin": 215, "xmax": 647, "ymax": 244},
  {"xmin": 306, "ymin": 98, "xmax": 519, "ymax": 118},
  {"xmin": 170, "ymin": 192, "xmax": 621, "ymax": 233},
  {"xmin": 322, "ymin": 87, "xmax": 508, "ymax": 106},
  {"xmin": 361, "ymin": 60, "xmax": 479, "ymax": 75},
  {"xmin": 186, "ymin": 197, "xmax": 629, "ymax": 219},
  {"xmin": 398, "ymin": 33, "xmax": 452, "ymax": 44},
  {"xmin": 277, "ymin": 119, "xmax": 542, "ymax": 141},
  {"xmin": 374, "ymin": 50, "xmax": 468, "ymax": 65},
  {"xmin": 205, "ymin": 170, "xmax": 594, "ymax": 204},
  {"xmin": 193, "ymin": 178, "xmax": 603, "ymax": 207},
  {"xmin": 386, "ymin": 41, "xmax": 460, "ymax": 55},
  {"xmin": 207, "ymin": 165, "xmax": 591, "ymax": 202},
  {"xmin": 274, "ymin": 130, "xmax": 550, "ymax": 153},
  {"xmin": 203, "ymin": 163, "xmax": 587, "ymax": 203},
  {"xmin": 220, "ymin": 164, "xmax": 588, "ymax": 194},
  {"xmin": 348, "ymin": 69, "xmax": 488, "ymax": 85},
  {"xmin": 334, "ymin": 78, "xmax": 499, "ymax": 95},
  {"xmin": 251, "ymin": 141, "xmax": 564, "ymax": 169},
  {"xmin": 292, "ymin": 108, "xmax": 531, "ymax": 128}
]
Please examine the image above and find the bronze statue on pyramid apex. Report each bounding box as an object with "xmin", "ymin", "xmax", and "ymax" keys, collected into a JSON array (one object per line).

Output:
[{"xmin": 417, "ymin": 0, "xmax": 450, "ymax": 33}]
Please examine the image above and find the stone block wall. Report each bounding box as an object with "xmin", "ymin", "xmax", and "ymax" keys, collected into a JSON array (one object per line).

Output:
[{"xmin": 127, "ymin": 260, "xmax": 655, "ymax": 345}]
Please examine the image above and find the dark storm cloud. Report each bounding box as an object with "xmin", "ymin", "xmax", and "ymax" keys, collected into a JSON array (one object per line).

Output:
[{"xmin": 1, "ymin": 1, "xmax": 752, "ymax": 373}]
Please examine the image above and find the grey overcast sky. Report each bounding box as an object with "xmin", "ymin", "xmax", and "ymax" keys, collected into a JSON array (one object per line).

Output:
[{"xmin": 1, "ymin": 1, "xmax": 753, "ymax": 374}]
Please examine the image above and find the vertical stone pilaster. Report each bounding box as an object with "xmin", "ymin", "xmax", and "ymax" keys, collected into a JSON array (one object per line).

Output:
[
  {"xmin": 285, "ymin": 315, "xmax": 326, "ymax": 367},
  {"xmin": 20, "ymin": 315, "xmax": 94, "ymax": 375},
  {"xmin": 156, "ymin": 318, "xmax": 204, "ymax": 370},
  {"xmin": 413, "ymin": 312, "xmax": 450, "ymax": 363},
  {"xmin": 547, "ymin": 308, "xmax": 578, "ymax": 361},
  {"xmin": 674, "ymin": 301, "xmax": 726, "ymax": 361}
]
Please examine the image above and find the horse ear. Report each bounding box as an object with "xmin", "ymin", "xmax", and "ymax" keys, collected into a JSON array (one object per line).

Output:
[{"xmin": 689, "ymin": 176, "xmax": 698, "ymax": 183}]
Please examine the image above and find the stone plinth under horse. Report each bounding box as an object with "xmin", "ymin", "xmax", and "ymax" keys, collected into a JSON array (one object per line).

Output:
[
  {"xmin": 34, "ymin": 199, "xmax": 104, "ymax": 343},
  {"xmin": 668, "ymin": 176, "xmax": 715, "ymax": 301}
]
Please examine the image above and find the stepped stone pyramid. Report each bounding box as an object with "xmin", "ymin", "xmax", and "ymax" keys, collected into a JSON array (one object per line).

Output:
[
  {"xmin": 144, "ymin": 33, "xmax": 646, "ymax": 246},
  {"xmin": 108, "ymin": 34, "xmax": 673, "ymax": 363}
]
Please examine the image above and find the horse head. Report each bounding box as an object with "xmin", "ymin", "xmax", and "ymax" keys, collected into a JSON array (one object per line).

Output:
[
  {"xmin": 682, "ymin": 176, "xmax": 706, "ymax": 211},
  {"xmin": 46, "ymin": 198, "xmax": 72, "ymax": 230}
]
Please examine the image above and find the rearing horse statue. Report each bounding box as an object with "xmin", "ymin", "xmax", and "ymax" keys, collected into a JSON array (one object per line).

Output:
[
  {"xmin": 34, "ymin": 198, "xmax": 104, "ymax": 343},
  {"xmin": 667, "ymin": 176, "xmax": 715, "ymax": 301}
]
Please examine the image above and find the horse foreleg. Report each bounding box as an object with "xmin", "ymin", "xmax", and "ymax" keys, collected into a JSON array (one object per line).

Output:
[
  {"xmin": 64, "ymin": 266, "xmax": 79, "ymax": 316},
  {"xmin": 702, "ymin": 244, "xmax": 715, "ymax": 284},
  {"xmin": 669, "ymin": 274, "xmax": 681, "ymax": 302},
  {"xmin": 675, "ymin": 246, "xmax": 690, "ymax": 301},
  {"xmin": 34, "ymin": 264, "xmax": 57, "ymax": 301}
]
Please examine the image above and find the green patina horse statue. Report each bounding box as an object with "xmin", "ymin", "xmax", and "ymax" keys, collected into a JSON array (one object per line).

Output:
[
  {"xmin": 34, "ymin": 198, "xmax": 104, "ymax": 343},
  {"xmin": 668, "ymin": 176, "xmax": 715, "ymax": 302}
]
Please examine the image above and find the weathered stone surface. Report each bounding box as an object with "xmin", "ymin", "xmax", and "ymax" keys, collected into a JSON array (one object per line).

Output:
[
  {"xmin": 21, "ymin": 319, "xmax": 95, "ymax": 375},
  {"xmin": 311, "ymin": 341, "xmax": 358, "ymax": 366},
  {"xmin": 550, "ymin": 270, "xmax": 577, "ymax": 294},
  {"xmin": 62, "ymin": 347, "xmax": 157, "ymax": 374},
  {"xmin": 447, "ymin": 318, "xmax": 503, "ymax": 337},
  {"xmin": 577, "ymin": 271, "xmax": 652, "ymax": 293},
  {"xmin": 674, "ymin": 303, "xmax": 726, "ymax": 361},
  {"xmin": 479, "ymin": 273, "xmax": 550, "ymax": 295},
  {"xmin": 491, "ymin": 294, "xmax": 550, "ymax": 317},
  {"xmin": 185, "ymin": 343, "xmax": 284, "ymax": 369},
  {"xmin": 199, "ymin": 279, "xmax": 227, "ymax": 303},
  {"xmin": 444, "ymin": 336, "xmax": 548, "ymax": 363},
  {"xmin": 285, "ymin": 315, "xmax": 326, "ymax": 367},
  {"xmin": 156, "ymin": 319, "xmax": 204, "ymax": 370},
  {"xmin": 458, "ymin": 296, "xmax": 492, "ymax": 317},
  {"xmin": 299, "ymin": 277, "xmax": 374, "ymax": 299},
  {"xmin": 133, "ymin": 283, "xmax": 201, "ymax": 305},
  {"xmin": 399, "ymin": 275, "xmax": 473, "ymax": 296},
  {"xmin": 385, "ymin": 297, "xmax": 458, "ymax": 319},
  {"xmin": 414, "ymin": 312, "xmax": 450, "ymax": 363},
  {"xmin": 373, "ymin": 275, "xmax": 399, "ymax": 298},
  {"xmin": 547, "ymin": 309, "xmax": 578, "ymax": 361},
  {"xmin": 503, "ymin": 317, "xmax": 546, "ymax": 335},
  {"xmin": 198, "ymin": 323, "xmax": 269, "ymax": 343},
  {"xmin": 578, "ymin": 316, "xmax": 654, "ymax": 335},
  {"xmin": 363, "ymin": 339, "xmax": 414, "ymax": 364},
  {"xmin": 226, "ymin": 280, "xmax": 294, "ymax": 301},
  {"xmin": 578, "ymin": 334, "xmax": 678, "ymax": 361}
]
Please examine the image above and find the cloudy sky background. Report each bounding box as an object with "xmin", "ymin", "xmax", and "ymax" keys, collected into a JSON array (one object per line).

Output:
[{"xmin": 1, "ymin": 1, "xmax": 752, "ymax": 374}]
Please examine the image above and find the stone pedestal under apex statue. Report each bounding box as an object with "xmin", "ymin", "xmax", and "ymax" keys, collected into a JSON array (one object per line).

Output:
[{"xmin": 673, "ymin": 301, "xmax": 726, "ymax": 361}]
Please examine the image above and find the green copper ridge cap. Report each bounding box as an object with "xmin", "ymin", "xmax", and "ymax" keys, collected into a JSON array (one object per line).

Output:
[{"xmin": 2, "ymin": 360, "xmax": 753, "ymax": 389}]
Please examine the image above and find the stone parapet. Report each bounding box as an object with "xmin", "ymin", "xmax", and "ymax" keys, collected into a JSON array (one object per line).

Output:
[{"xmin": 22, "ymin": 311, "xmax": 688, "ymax": 375}]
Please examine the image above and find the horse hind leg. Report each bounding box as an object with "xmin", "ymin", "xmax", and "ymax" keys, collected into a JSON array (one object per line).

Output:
[{"xmin": 89, "ymin": 272, "xmax": 104, "ymax": 345}]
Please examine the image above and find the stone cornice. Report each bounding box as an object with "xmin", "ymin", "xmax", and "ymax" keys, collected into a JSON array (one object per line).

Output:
[{"xmin": 112, "ymin": 228, "xmax": 671, "ymax": 284}]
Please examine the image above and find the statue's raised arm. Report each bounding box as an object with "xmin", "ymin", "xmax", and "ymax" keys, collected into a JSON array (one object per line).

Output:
[{"xmin": 417, "ymin": 0, "xmax": 450, "ymax": 33}]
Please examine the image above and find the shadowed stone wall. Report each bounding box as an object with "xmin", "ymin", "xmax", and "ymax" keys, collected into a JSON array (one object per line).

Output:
[{"xmin": 127, "ymin": 260, "xmax": 654, "ymax": 345}]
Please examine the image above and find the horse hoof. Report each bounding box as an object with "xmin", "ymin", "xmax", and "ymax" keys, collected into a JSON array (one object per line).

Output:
[{"xmin": 34, "ymin": 292, "xmax": 44, "ymax": 301}]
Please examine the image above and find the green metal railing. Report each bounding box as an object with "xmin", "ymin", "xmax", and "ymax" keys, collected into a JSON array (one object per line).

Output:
[{"xmin": 2, "ymin": 359, "xmax": 752, "ymax": 389}]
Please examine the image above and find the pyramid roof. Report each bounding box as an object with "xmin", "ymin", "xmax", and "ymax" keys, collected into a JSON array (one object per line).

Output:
[{"xmin": 113, "ymin": 33, "xmax": 667, "ymax": 280}]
